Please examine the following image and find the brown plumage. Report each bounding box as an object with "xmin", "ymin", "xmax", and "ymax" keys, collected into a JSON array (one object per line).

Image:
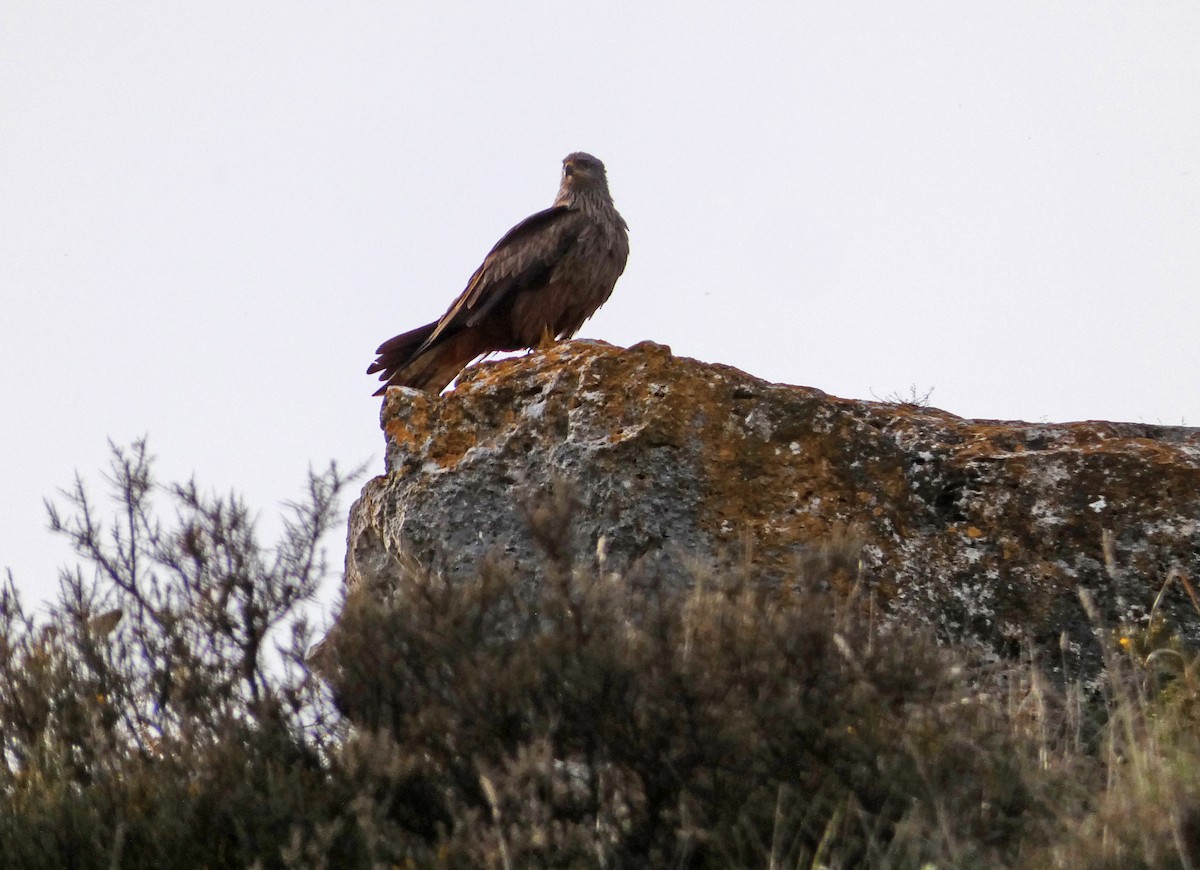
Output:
[{"xmin": 367, "ymin": 152, "xmax": 629, "ymax": 395}]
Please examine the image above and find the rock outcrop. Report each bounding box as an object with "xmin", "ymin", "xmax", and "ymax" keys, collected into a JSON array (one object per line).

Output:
[{"xmin": 342, "ymin": 340, "xmax": 1200, "ymax": 679}]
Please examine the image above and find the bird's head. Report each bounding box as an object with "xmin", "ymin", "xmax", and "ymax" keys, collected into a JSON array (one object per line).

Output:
[{"xmin": 556, "ymin": 152, "xmax": 611, "ymax": 204}]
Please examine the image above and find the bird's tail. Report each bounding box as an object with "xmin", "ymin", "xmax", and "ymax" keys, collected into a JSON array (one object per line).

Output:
[
  {"xmin": 368, "ymin": 321, "xmax": 437, "ymax": 374},
  {"xmin": 368, "ymin": 322, "xmax": 493, "ymax": 395}
]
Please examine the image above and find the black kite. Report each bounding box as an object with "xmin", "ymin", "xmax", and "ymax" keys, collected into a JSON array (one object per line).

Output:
[{"xmin": 368, "ymin": 152, "xmax": 629, "ymax": 395}]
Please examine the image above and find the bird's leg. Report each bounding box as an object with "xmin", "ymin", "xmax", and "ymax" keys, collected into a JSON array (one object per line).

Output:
[{"xmin": 537, "ymin": 326, "xmax": 557, "ymax": 350}]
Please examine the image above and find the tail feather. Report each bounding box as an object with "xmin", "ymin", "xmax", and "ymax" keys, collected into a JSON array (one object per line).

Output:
[
  {"xmin": 370, "ymin": 325, "xmax": 494, "ymax": 395},
  {"xmin": 367, "ymin": 321, "xmax": 438, "ymax": 376}
]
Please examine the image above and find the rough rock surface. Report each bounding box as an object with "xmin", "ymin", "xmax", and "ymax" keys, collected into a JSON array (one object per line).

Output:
[{"xmin": 342, "ymin": 339, "xmax": 1200, "ymax": 679}]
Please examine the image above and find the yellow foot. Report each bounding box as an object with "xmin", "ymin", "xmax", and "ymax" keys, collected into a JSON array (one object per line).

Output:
[{"xmin": 536, "ymin": 327, "xmax": 558, "ymax": 350}]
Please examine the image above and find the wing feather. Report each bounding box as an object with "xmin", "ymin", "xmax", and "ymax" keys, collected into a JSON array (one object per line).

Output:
[{"xmin": 418, "ymin": 206, "xmax": 584, "ymax": 351}]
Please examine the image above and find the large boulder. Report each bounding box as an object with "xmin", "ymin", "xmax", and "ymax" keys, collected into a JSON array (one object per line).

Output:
[{"xmin": 341, "ymin": 340, "xmax": 1200, "ymax": 679}]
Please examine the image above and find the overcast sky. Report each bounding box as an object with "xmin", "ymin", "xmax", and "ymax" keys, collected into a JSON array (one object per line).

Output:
[{"xmin": 3, "ymin": 3, "xmax": 1198, "ymax": 609}]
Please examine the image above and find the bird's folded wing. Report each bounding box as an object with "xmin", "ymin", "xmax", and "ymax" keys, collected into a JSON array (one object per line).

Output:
[{"xmin": 418, "ymin": 205, "xmax": 583, "ymax": 351}]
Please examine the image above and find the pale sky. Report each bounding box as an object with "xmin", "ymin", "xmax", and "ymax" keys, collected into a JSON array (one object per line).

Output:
[{"xmin": 3, "ymin": 3, "xmax": 1198, "ymax": 608}]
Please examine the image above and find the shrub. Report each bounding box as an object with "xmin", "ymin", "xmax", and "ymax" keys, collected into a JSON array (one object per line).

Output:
[
  {"xmin": 2, "ymin": 444, "xmax": 1199, "ymax": 868},
  {"xmin": 0, "ymin": 440, "xmax": 359, "ymax": 868},
  {"xmin": 324, "ymin": 484, "xmax": 1075, "ymax": 867}
]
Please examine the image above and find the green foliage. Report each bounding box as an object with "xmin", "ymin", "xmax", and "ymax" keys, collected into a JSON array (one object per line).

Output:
[{"xmin": 1, "ymin": 442, "xmax": 1199, "ymax": 867}]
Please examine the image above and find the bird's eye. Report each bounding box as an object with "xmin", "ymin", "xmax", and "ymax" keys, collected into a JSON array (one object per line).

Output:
[{"xmin": 564, "ymin": 163, "xmax": 575, "ymax": 176}]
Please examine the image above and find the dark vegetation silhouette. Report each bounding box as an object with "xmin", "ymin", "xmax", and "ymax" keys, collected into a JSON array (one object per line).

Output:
[{"xmin": 1, "ymin": 440, "xmax": 1199, "ymax": 867}]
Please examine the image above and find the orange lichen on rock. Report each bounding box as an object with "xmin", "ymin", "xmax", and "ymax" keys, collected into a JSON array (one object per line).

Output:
[{"xmin": 346, "ymin": 339, "xmax": 1200, "ymax": 679}]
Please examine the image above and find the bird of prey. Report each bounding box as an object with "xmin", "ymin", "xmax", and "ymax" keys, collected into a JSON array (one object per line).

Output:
[{"xmin": 368, "ymin": 152, "xmax": 629, "ymax": 395}]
